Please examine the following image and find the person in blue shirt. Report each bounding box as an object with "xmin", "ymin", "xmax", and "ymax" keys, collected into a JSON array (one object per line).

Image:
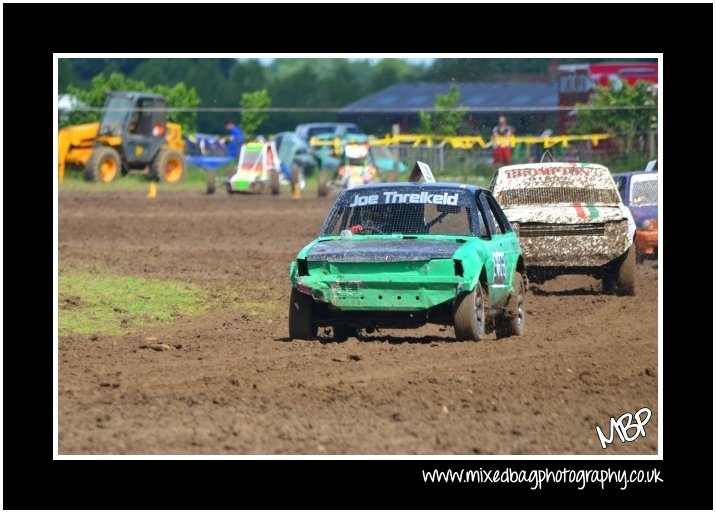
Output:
[{"xmin": 224, "ymin": 121, "xmax": 245, "ymax": 159}]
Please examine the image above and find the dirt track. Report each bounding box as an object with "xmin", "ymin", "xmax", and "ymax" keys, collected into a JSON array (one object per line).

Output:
[{"xmin": 59, "ymin": 190, "xmax": 658, "ymax": 455}]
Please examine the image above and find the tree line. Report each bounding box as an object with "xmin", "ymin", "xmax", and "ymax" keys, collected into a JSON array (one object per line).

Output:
[{"xmin": 59, "ymin": 57, "xmax": 653, "ymax": 136}]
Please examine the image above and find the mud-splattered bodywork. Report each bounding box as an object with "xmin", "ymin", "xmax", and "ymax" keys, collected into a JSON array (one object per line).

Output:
[
  {"xmin": 294, "ymin": 237, "xmax": 489, "ymax": 312},
  {"xmin": 290, "ymin": 182, "xmax": 523, "ymax": 329},
  {"xmin": 490, "ymin": 163, "xmax": 635, "ymax": 270}
]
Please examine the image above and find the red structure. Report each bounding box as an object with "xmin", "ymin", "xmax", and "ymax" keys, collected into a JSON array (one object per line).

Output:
[{"xmin": 558, "ymin": 62, "xmax": 658, "ymax": 132}]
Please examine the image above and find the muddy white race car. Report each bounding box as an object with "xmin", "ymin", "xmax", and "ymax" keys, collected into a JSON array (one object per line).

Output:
[{"xmin": 490, "ymin": 162, "xmax": 636, "ymax": 295}]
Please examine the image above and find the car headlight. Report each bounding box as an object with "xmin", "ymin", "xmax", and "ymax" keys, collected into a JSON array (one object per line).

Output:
[
  {"xmin": 511, "ymin": 222, "xmax": 520, "ymax": 235},
  {"xmin": 640, "ymin": 219, "xmax": 657, "ymax": 231}
]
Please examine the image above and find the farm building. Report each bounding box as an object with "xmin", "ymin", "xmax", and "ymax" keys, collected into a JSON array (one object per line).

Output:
[{"xmin": 337, "ymin": 81, "xmax": 559, "ymax": 136}]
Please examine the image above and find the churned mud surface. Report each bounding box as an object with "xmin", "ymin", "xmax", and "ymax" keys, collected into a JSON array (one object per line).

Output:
[{"xmin": 59, "ymin": 190, "xmax": 658, "ymax": 454}]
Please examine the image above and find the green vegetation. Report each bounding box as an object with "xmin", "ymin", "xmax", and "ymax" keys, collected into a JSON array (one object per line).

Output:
[
  {"xmin": 60, "ymin": 57, "xmax": 655, "ymax": 134},
  {"xmin": 223, "ymin": 282, "xmax": 284, "ymax": 317},
  {"xmin": 59, "ymin": 268, "xmax": 209, "ymax": 336},
  {"xmin": 64, "ymin": 72, "xmax": 201, "ymax": 131},
  {"xmin": 573, "ymin": 80, "xmax": 657, "ymax": 150},
  {"xmin": 573, "ymin": 80, "xmax": 657, "ymax": 172},
  {"xmin": 418, "ymin": 84, "xmax": 467, "ymax": 135},
  {"xmin": 57, "ymin": 60, "xmax": 656, "ymax": 187},
  {"xmin": 240, "ymin": 89, "xmax": 271, "ymax": 138}
]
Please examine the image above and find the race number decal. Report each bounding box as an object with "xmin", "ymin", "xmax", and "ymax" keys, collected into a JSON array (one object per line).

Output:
[
  {"xmin": 417, "ymin": 161, "xmax": 436, "ymax": 182},
  {"xmin": 493, "ymin": 252, "xmax": 506, "ymax": 285},
  {"xmin": 409, "ymin": 161, "xmax": 436, "ymax": 183}
]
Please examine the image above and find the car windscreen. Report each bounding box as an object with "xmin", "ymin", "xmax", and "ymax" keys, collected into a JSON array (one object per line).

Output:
[
  {"xmin": 241, "ymin": 147, "xmax": 262, "ymax": 167},
  {"xmin": 492, "ymin": 166, "xmax": 622, "ymax": 206},
  {"xmin": 629, "ymin": 175, "xmax": 657, "ymax": 206},
  {"xmin": 99, "ymin": 97, "xmax": 134, "ymax": 136},
  {"xmin": 319, "ymin": 188, "xmax": 474, "ymax": 236},
  {"xmin": 307, "ymin": 127, "xmax": 337, "ymax": 139}
]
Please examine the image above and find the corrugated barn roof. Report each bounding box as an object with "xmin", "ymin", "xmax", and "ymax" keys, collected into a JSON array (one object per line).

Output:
[{"xmin": 339, "ymin": 81, "xmax": 558, "ymax": 113}]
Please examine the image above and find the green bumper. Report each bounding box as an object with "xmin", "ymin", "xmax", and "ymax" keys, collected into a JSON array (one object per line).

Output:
[{"xmin": 292, "ymin": 260, "xmax": 470, "ymax": 311}]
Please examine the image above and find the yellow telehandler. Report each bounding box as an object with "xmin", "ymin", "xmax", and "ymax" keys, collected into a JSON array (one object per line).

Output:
[{"xmin": 58, "ymin": 91, "xmax": 185, "ymax": 183}]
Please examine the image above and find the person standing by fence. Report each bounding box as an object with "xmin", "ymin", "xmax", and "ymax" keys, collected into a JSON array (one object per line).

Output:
[
  {"xmin": 491, "ymin": 114, "xmax": 514, "ymax": 169},
  {"xmin": 224, "ymin": 121, "xmax": 245, "ymax": 159}
]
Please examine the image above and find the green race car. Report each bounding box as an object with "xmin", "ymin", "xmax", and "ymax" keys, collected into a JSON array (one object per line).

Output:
[{"xmin": 288, "ymin": 182, "xmax": 526, "ymax": 341}]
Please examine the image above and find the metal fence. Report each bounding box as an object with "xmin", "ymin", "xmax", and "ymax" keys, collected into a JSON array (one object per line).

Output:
[{"xmin": 385, "ymin": 137, "xmax": 654, "ymax": 175}]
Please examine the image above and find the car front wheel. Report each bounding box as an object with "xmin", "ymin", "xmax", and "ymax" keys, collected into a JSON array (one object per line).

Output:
[
  {"xmin": 615, "ymin": 244, "xmax": 636, "ymax": 295},
  {"xmin": 602, "ymin": 245, "xmax": 636, "ymax": 296},
  {"xmin": 453, "ymin": 283, "xmax": 487, "ymax": 341}
]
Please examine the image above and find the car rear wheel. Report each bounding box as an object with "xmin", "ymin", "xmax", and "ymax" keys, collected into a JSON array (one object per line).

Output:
[
  {"xmin": 318, "ymin": 171, "xmax": 329, "ymax": 197},
  {"xmin": 269, "ymin": 168, "xmax": 280, "ymax": 195},
  {"xmin": 453, "ymin": 283, "xmax": 487, "ymax": 341},
  {"xmin": 495, "ymin": 271, "xmax": 526, "ymax": 338},
  {"xmin": 288, "ymin": 288, "xmax": 317, "ymax": 340}
]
